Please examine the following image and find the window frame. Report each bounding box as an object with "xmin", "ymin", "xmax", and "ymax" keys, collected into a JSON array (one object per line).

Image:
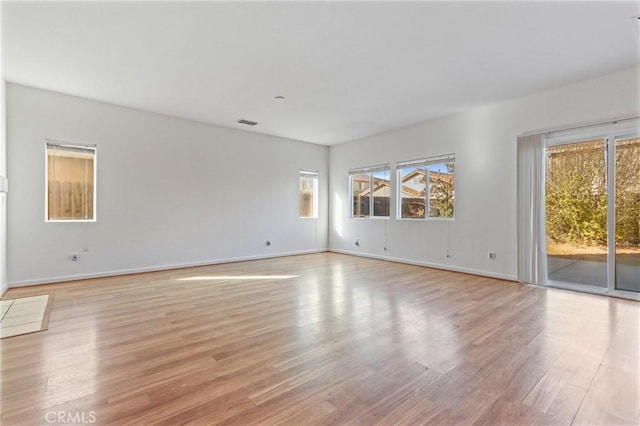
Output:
[
  {"xmin": 44, "ymin": 140, "xmax": 97, "ymax": 223},
  {"xmin": 349, "ymin": 164, "xmax": 391, "ymax": 219},
  {"xmin": 299, "ymin": 170, "xmax": 319, "ymax": 219},
  {"xmin": 396, "ymin": 154, "xmax": 455, "ymax": 221}
]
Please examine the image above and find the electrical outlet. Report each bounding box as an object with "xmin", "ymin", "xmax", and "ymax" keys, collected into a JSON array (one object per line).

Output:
[
  {"xmin": 266, "ymin": 240, "xmax": 271, "ymax": 246},
  {"xmin": 71, "ymin": 253, "xmax": 79, "ymax": 262},
  {"xmin": 489, "ymin": 252, "xmax": 496, "ymax": 260},
  {"xmin": 355, "ymin": 239, "xmax": 360, "ymax": 247}
]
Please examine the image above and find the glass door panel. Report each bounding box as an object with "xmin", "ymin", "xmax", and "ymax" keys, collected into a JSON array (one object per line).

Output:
[
  {"xmin": 546, "ymin": 139, "xmax": 608, "ymax": 288},
  {"xmin": 615, "ymin": 136, "xmax": 640, "ymax": 292}
]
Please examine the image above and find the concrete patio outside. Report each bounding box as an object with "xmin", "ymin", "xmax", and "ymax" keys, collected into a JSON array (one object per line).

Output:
[{"xmin": 548, "ymin": 255, "xmax": 640, "ymax": 292}]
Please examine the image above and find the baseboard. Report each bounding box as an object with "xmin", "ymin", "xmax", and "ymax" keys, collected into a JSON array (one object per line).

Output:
[
  {"xmin": 329, "ymin": 249, "xmax": 518, "ymax": 282},
  {"xmin": 7, "ymin": 248, "xmax": 328, "ymax": 288}
]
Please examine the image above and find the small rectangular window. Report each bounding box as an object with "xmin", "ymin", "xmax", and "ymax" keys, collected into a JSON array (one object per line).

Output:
[
  {"xmin": 398, "ymin": 165, "xmax": 426, "ymax": 219},
  {"xmin": 299, "ymin": 170, "xmax": 318, "ymax": 218},
  {"xmin": 397, "ymin": 155, "xmax": 454, "ymax": 220},
  {"xmin": 428, "ymin": 161, "xmax": 455, "ymax": 218},
  {"xmin": 349, "ymin": 164, "xmax": 390, "ymax": 218},
  {"xmin": 46, "ymin": 141, "xmax": 97, "ymax": 222},
  {"xmin": 351, "ymin": 173, "xmax": 371, "ymax": 217}
]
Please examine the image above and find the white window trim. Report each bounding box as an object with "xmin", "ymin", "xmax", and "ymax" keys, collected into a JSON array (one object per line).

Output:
[
  {"xmin": 44, "ymin": 139, "xmax": 97, "ymax": 223},
  {"xmin": 349, "ymin": 164, "xmax": 391, "ymax": 219},
  {"xmin": 396, "ymin": 153, "xmax": 455, "ymax": 169},
  {"xmin": 299, "ymin": 170, "xmax": 319, "ymax": 219},
  {"xmin": 396, "ymin": 154, "xmax": 455, "ymax": 221}
]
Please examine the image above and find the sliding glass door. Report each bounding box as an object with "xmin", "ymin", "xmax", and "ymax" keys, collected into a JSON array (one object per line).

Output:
[
  {"xmin": 545, "ymin": 130, "xmax": 639, "ymax": 296},
  {"xmin": 546, "ymin": 139, "xmax": 608, "ymax": 289},
  {"xmin": 614, "ymin": 136, "xmax": 640, "ymax": 292}
]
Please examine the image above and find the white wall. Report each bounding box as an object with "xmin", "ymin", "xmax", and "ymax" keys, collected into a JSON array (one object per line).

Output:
[
  {"xmin": 6, "ymin": 66, "xmax": 639, "ymax": 287},
  {"xmin": 7, "ymin": 84, "xmax": 328, "ymax": 286},
  {"xmin": 329, "ymin": 66, "xmax": 640, "ymax": 280},
  {"xmin": 0, "ymin": 79, "xmax": 6, "ymax": 295},
  {"xmin": 1, "ymin": 1, "xmax": 7, "ymax": 295}
]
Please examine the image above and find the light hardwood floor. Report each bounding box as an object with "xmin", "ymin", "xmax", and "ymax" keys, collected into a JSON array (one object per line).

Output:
[{"xmin": 1, "ymin": 253, "xmax": 638, "ymax": 425}]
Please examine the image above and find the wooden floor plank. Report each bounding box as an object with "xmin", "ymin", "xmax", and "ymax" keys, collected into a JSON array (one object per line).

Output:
[{"xmin": 1, "ymin": 253, "xmax": 638, "ymax": 425}]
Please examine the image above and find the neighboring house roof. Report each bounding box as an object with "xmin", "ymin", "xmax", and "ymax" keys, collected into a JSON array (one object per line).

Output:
[
  {"xmin": 357, "ymin": 178, "xmax": 391, "ymax": 197},
  {"xmin": 400, "ymin": 169, "xmax": 452, "ymax": 185},
  {"xmin": 355, "ymin": 169, "xmax": 452, "ymax": 198},
  {"xmin": 401, "ymin": 186, "xmax": 422, "ymax": 198}
]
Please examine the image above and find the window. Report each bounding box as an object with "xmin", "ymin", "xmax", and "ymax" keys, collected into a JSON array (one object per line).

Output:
[
  {"xmin": 45, "ymin": 141, "xmax": 97, "ymax": 222},
  {"xmin": 299, "ymin": 170, "xmax": 318, "ymax": 218},
  {"xmin": 349, "ymin": 164, "xmax": 390, "ymax": 218},
  {"xmin": 397, "ymin": 154, "xmax": 454, "ymax": 219}
]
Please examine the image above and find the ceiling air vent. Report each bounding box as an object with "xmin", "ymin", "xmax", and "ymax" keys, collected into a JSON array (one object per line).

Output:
[{"xmin": 237, "ymin": 119, "xmax": 258, "ymax": 126}]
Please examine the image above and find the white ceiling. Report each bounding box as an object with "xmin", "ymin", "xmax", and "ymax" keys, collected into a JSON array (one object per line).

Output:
[{"xmin": 3, "ymin": 1, "xmax": 639, "ymax": 145}]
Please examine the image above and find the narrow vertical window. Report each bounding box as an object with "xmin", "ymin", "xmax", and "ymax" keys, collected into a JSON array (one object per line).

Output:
[
  {"xmin": 398, "ymin": 164, "xmax": 427, "ymax": 219},
  {"xmin": 428, "ymin": 161, "xmax": 455, "ymax": 218},
  {"xmin": 299, "ymin": 170, "xmax": 318, "ymax": 218},
  {"xmin": 349, "ymin": 164, "xmax": 390, "ymax": 218},
  {"xmin": 372, "ymin": 168, "xmax": 391, "ymax": 217},
  {"xmin": 397, "ymin": 154, "xmax": 454, "ymax": 220},
  {"xmin": 351, "ymin": 173, "xmax": 371, "ymax": 218},
  {"xmin": 46, "ymin": 141, "xmax": 97, "ymax": 222}
]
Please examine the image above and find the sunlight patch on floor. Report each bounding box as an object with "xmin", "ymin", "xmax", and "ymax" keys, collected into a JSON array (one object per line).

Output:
[{"xmin": 178, "ymin": 275, "xmax": 300, "ymax": 281}]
